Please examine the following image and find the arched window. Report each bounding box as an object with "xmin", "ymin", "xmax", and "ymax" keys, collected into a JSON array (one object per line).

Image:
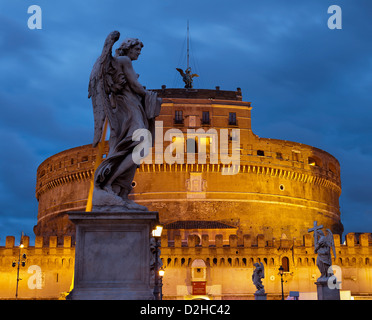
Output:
[
  {"xmin": 187, "ymin": 258, "xmax": 192, "ymax": 267},
  {"xmin": 270, "ymin": 258, "xmax": 275, "ymax": 266},
  {"xmin": 234, "ymin": 258, "xmax": 239, "ymax": 266},
  {"xmin": 282, "ymin": 257, "xmax": 289, "ymax": 272}
]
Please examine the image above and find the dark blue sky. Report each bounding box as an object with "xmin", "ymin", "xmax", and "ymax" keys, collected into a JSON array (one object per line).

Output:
[{"xmin": 1, "ymin": 0, "xmax": 371, "ymax": 244}]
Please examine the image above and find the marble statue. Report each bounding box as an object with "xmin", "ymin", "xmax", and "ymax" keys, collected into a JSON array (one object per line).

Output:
[
  {"xmin": 252, "ymin": 262, "xmax": 265, "ymax": 295},
  {"xmin": 88, "ymin": 31, "xmax": 162, "ymax": 211},
  {"xmin": 308, "ymin": 221, "xmax": 336, "ymax": 281}
]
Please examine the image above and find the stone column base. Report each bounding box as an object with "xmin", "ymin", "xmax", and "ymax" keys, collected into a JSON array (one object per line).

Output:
[
  {"xmin": 66, "ymin": 211, "xmax": 158, "ymax": 300},
  {"xmin": 254, "ymin": 293, "xmax": 267, "ymax": 300},
  {"xmin": 315, "ymin": 280, "xmax": 341, "ymax": 300}
]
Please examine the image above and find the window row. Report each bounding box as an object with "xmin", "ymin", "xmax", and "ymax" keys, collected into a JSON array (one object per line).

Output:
[
  {"xmin": 253, "ymin": 150, "xmax": 338, "ymax": 173},
  {"xmin": 173, "ymin": 111, "xmax": 237, "ymax": 126},
  {"xmin": 39, "ymin": 156, "xmax": 93, "ymax": 178},
  {"xmin": 161, "ymin": 256, "xmax": 292, "ymax": 270}
]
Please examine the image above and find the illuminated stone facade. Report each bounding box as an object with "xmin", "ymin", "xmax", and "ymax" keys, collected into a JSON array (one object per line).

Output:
[
  {"xmin": 34, "ymin": 88, "xmax": 343, "ymax": 241},
  {"xmin": 0, "ymin": 88, "xmax": 371, "ymax": 299}
]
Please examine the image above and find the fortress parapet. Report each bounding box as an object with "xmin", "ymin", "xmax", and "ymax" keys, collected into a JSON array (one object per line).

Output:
[{"xmin": 0, "ymin": 232, "xmax": 370, "ymax": 299}]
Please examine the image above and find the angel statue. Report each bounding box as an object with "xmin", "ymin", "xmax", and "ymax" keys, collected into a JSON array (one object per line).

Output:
[
  {"xmin": 176, "ymin": 67, "xmax": 199, "ymax": 88},
  {"xmin": 88, "ymin": 31, "xmax": 162, "ymax": 211},
  {"xmin": 308, "ymin": 221, "xmax": 336, "ymax": 282},
  {"xmin": 252, "ymin": 262, "xmax": 265, "ymax": 295}
]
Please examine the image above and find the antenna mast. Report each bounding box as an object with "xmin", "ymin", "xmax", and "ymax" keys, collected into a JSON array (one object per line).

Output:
[
  {"xmin": 187, "ymin": 20, "xmax": 190, "ymax": 70},
  {"xmin": 176, "ymin": 20, "xmax": 199, "ymax": 88}
]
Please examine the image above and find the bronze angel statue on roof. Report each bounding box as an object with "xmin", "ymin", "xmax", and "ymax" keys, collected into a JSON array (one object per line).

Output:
[
  {"xmin": 176, "ymin": 67, "xmax": 199, "ymax": 88},
  {"xmin": 88, "ymin": 31, "xmax": 162, "ymax": 211}
]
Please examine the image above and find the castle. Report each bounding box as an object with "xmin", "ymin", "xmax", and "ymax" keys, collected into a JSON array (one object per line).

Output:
[{"xmin": 0, "ymin": 87, "xmax": 371, "ymax": 299}]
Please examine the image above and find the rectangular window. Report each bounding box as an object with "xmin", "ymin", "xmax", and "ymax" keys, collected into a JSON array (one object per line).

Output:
[
  {"xmin": 276, "ymin": 152, "xmax": 283, "ymax": 160},
  {"xmin": 202, "ymin": 111, "xmax": 210, "ymax": 125},
  {"xmin": 229, "ymin": 112, "xmax": 236, "ymax": 125},
  {"xmin": 175, "ymin": 110, "xmax": 183, "ymax": 124},
  {"xmin": 292, "ymin": 151, "xmax": 299, "ymax": 162}
]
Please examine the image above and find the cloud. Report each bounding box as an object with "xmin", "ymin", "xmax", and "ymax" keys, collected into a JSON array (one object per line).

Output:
[{"xmin": 0, "ymin": 0, "xmax": 371, "ymax": 240}]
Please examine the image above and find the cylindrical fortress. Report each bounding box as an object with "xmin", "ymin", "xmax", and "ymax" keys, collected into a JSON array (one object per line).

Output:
[{"xmin": 34, "ymin": 88, "xmax": 343, "ymax": 243}]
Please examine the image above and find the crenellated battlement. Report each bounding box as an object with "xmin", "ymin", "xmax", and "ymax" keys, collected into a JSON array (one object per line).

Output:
[
  {"xmin": 2, "ymin": 232, "xmax": 371, "ymax": 249},
  {"xmin": 158, "ymin": 231, "xmax": 372, "ymax": 248},
  {"xmin": 1, "ymin": 235, "xmax": 74, "ymax": 250},
  {"xmin": 0, "ymin": 232, "xmax": 371, "ymax": 299},
  {"xmin": 157, "ymin": 231, "xmax": 372, "ymax": 268},
  {"xmin": 2, "ymin": 232, "xmax": 370, "ymax": 255}
]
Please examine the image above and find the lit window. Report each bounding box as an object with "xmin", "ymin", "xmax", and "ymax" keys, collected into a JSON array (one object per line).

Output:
[{"xmin": 308, "ymin": 156, "xmax": 322, "ymax": 167}]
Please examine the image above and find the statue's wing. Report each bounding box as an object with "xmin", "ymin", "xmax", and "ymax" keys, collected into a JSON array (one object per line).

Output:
[
  {"xmin": 88, "ymin": 30, "xmax": 121, "ymax": 147},
  {"xmin": 326, "ymin": 229, "xmax": 336, "ymax": 259},
  {"xmin": 176, "ymin": 68, "xmax": 185, "ymax": 77},
  {"xmin": 260, "ymin": 262, "xmax": 265, "ymax": 278}
]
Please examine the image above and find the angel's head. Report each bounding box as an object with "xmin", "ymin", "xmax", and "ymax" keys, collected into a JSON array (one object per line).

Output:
[{"xmin": 115, "ymin": 38, "xmax": 144, "ymax": 60}]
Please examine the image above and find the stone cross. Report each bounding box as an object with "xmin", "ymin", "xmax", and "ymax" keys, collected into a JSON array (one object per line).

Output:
[
  {"xmin": 308, "ymin": 221, "xmax": 323, "ymax": 234},
  {"xmin": 308, "ymin": 221, "xmax": 323, "ymax": 245}
]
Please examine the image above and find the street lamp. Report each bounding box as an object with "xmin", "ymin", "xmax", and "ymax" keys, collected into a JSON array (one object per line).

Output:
[
  {"xmin": 12, "ymin": 234, "xmax": 27, "ymax": 299},
  {"xmin": 159, "ymin": 267, "xmax": 165, "ymax": 278},
  {"xmin": 279, "ymin": 265, "xmax": 284, "ymax": 300},
  {"xmin": 152, "ymin": 225, "xmax": 163, "ymax": 300},
  {"xmin": 152, "ymin": 225, "xmax": 163, "ymax": 238},
  {"xmin": 159, "ymin": 267, "xmax": 165, "ymax": 300}
]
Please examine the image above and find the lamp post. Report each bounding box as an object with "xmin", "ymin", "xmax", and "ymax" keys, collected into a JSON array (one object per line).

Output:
[
  {"xmin": 159, "ymin": 267, "xmax": 165, "ymax": 300},
  {"xmin": 12, "ymin": 233, "xmax": 27, "ymax": 300},
  {"xmin": 152, "ymin": 225, "xmax": 163, "ymax": 300},
  {"xmin": 279, "ymin": 266, "xmax": 284, "ymax": 300}
]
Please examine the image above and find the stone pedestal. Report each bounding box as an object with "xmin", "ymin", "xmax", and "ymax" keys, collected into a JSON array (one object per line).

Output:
[
  {"xmin": 254, "ymin": 293, "xmax": 267, "ymax": 300},
  {"xmin": 315, "ymin": 280, "xmax": 341, "ymax": 300},
  {"xmin": 66, "ymin": 211, "xmax": 158, "ymax": 300}
]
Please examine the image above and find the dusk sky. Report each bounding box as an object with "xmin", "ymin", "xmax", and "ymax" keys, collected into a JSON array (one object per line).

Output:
[{"xmin": 1, "ymin": 0, "xmax": 371, "ymax": 244}]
